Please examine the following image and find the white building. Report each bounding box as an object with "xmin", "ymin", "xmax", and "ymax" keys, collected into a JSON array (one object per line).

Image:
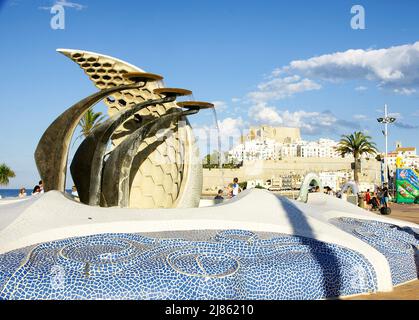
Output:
[
  {"xmin": 386, "ymin": 145, "xmax": 419, "ymax": 170},
  {"xmin": 279, "ymin": 143, "xmax": 299, "ymax": 158},
  {"xmin": 298, "ymin": 139, "xmax": 340, "ymax": 158},
  {"xmin": 229, "ymin": 138, "xmax": 279, "ymax": 162},
  {"xmin": 228, "ymin": 137, "xmax": 342, "ymax": 163}
]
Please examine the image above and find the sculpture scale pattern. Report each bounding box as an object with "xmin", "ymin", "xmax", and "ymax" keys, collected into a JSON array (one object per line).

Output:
[
  {"xmin": 0, "ymin": 230, "xmax": 378, "ymax": 300},
  {"xmin": 330, "ymin": 218, "xmax": 419, "ymax": 285},
  {"xmin": 101, "ymin": 109, "xmax": 199, "ymax": 207},
  {"xmin": 70, "ymin": 95, "xmax": 176, "ymax": 206},
  {"xmin": 57, "ymin": 49, "xmax": 202, "ymax": 209}
]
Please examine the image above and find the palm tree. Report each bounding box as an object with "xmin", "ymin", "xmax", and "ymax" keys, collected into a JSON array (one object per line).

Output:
[
  {"xmin": 0, "ymin": 163, "xmax": 16, "ymax": 186},
  {"xmin": 336, "ymin": 131, "xmax": 378, "ymax": 184},
  {"xmin": 78, "ymin": 109, "xmax": 105, "ymax": 138}
]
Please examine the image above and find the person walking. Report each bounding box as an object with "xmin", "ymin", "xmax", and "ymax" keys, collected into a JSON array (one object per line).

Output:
[
  {"xmin": 365, "ymin": 189, "xmax": 371, "ymax": 210},
  {"xmin": 377, "ymin": 187, "xmax": 383, "ymax": 207},
  {"xmin": 382, "ymin": 183, "xmax": 389, "ymax": 208}
]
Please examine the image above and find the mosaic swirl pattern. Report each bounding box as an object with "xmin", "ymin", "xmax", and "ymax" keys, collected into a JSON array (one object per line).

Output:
[
  {"xmin": 330, "ymin": 218, "xmax": 419, "ymax": 285},
  {"xmin": 0, "ymin": 230, "xmax": 377, "ymax": 300}
]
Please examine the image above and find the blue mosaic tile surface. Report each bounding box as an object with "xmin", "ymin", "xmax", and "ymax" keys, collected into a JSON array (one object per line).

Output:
[
  {"xmin": 330, "ymin": 218, "xmax": 419, "ymax": 286},
  {"xmin": 0, "ymin": 230, "xmax": 377, "ymax": 300}
]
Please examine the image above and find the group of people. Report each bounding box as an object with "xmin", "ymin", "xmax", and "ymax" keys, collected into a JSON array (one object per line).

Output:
[
  {"xmin": 214, "ymin": 177, "xmax": 242, "ymax": 201},
  {"xmin": 363, "ymin": 183, "xmax": 390, "ymax": 211},
  {"xmin": 17, "ymin": 180, "xmax": 44, "ymax": 198},
  {"xmin": 309, "ymin": 185, "xmax": 335, "ymax": 196},
  {"xmin": 16, "ymin": 181, "xmax": 81, "ymax": 200},
  {"xmin": 314, "ymin": 183, "xmax": 390, "ymax": 212}
]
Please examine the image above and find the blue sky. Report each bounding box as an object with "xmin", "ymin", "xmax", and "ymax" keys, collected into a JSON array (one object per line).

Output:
[{"xmin": 1, "ymin": 0, "xmax": 419, "ymax": 188}]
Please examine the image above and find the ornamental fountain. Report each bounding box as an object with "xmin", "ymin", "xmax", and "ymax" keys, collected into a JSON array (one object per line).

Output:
[{"xmin": 0, "ymin": 50, "xmax": 417, "ymax": 300}]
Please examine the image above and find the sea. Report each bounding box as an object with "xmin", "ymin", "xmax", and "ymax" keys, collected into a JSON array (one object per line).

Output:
[{"xmin": 0, "ymin": 189, "xmax": 72, "ymax": 199}]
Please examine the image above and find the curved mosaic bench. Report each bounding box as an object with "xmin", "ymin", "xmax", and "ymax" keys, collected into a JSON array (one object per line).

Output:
[
  {"xmin": 330, "ymin": 218, "xmax": 419, "ymax": 286},
  {"xmin": 0, "ymin": 230, "xmax": 377, "ymax": 300}
]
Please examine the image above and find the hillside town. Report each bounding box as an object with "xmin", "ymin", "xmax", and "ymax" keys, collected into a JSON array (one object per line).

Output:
[{"xmin": 202, "ymin": 125, "xmax": 419, "ymax": 195}]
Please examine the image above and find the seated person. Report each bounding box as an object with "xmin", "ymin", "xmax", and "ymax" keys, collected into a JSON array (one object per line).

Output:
[
  {"xmin": 32, "ymin": 185, "xmax": 41, "ymax": 195},
  {"xmin": 18, "ymin": 188, "xmax": 27, "ymax": 198},
  {"xmin": 71, "ymin": 186, "xmax": 80, "ymax": 202},
  {"xmin": 370, "ymin": 195, "xmax": 380, "ymax": 210},
  {"xmin": 214, "ymin": 189, "xmax": 224, "ymax": 200}
]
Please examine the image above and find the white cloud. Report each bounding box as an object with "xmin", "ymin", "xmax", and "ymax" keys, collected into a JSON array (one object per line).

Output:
[
  {"xmin": 271, "ymin": 68, "xmax": 283, "ymax": 77},
  {"xmin": 218, "ymin": 42, "xmax": 419, "ymax": 140},
  {"xmin": 242, "ymin": 41, "xmax": 419, "ymax": 108},
  {"xmin": 355, "ymin": 86, "xmax": 368, "ymax": 91},
  {"xmin": 393, "ymin": 88, "xmax": 417, "ymax": 95},
  {"xmin": 211, "ymin": 100, "xmax": 228, "ymax": 112},
  {"xmin": 231, "ymin": 98, "xmax": 241, "ymax": 103},
  {"xmin": 375, "ymin": 109, "xmax": 403, "ymax": 119},
  {"xmin": 353, "ymin": 114, "xmax": 368, "ymax": 120},
  {"xmin": 284, "ymin": 41, "xmax": 419, "ymax": 93},
  {"xmin": 39, "ymin": 0, "xmax": 86, "ymax": 10},
  {"xmin": 248, "ymin": 75, "xmax": 321, "ymax": 103},
  {"xmin": 249, "ymin": 103, "xmax": 283, "ymax": 125},
  {"xmin": 217, "ymin": 117, "xmax": 244, "ymax": 138},
  {"xmin": 248, "ymin": 104, "xmax": 359, "ymax": 135},
  {"xmin": 389, "ymin": 112, "xmax": 402, "ymax": 119}
]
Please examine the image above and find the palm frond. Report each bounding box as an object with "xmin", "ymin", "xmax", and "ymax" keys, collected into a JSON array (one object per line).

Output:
[
  {"xmin": 78, "ymin": 109, "xmax": 106, "ymax": 138},
  {"xmin": 335, "ymin": 131, "xmax": 378, "ymax": 159},
  {"xmin": 335, "ymin": 131, "xmax": 378, "ymax": 183},
  {"xmin": 0, "ymin": 163, "xmax": 16, "ymax": 186}
]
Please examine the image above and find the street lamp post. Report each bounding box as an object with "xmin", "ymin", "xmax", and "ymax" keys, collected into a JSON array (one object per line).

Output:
[{"xmin": 377, "ymin": 104, "xmax": 396, "ymax": 185}]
